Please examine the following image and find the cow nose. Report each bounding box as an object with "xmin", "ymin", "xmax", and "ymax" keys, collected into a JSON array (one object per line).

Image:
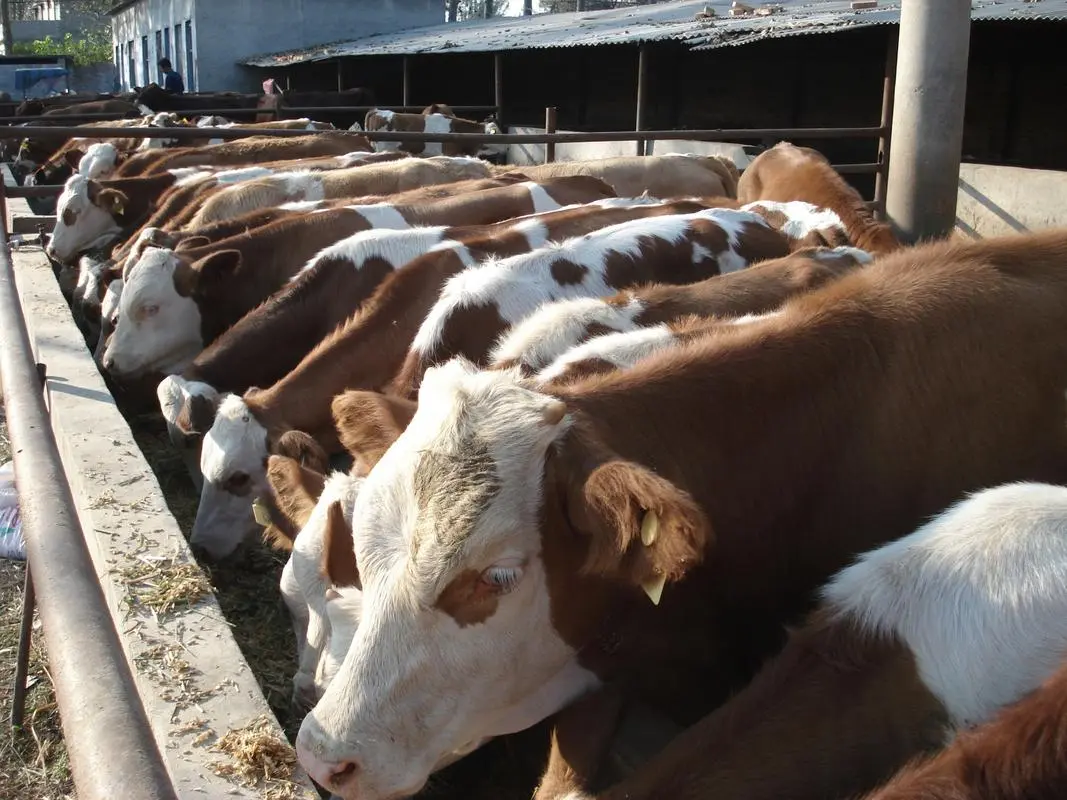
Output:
[
  {"xmin": 297, "ymin": 736, "xmax": 360, "ymax": 791},
  {"xmin": 101, "ymin": 353, "xmax": 115, "ymax": 371}
]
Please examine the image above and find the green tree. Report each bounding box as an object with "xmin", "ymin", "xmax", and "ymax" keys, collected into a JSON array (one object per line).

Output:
[
  {"xmin": 540, "ymin": 0, "xmax": 662, "ymax": 11},
  {"xmin": 12, "ymin": 29, "xmax": 111, "ymax": 66},
  {"xmin": 448, "ymin": 0, "xmax": 507, "ymax": 22}
]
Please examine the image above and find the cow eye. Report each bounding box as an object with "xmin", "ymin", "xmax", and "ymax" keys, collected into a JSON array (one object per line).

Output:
[
  {"xmin": 480, "ymin": 565, "xmax": 523, "ymax": 594},
  {"xmin": 61, "ymin": 208, "xmax": 76, "ymax": 226},
  {"xmin": 224, "ymin": 472, "xmax": 250, "ymax": 492},
  {"xmin": 141, "ymin": 304, "xmax": 159, "ymax": 318}
]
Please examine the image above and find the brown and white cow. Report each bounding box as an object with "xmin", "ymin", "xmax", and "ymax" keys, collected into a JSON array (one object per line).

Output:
[
  {"xmin": 534, "ymin": 480, "xmax": 1067, "ymax": 800},
  {"xmin": 737, "ymin": 141, "xmax": 901, "ymax": 255},
  {"xmin": 181, "ymin": 197, "xmax": 703, "ymax": 558},
  {"xmin": 111, "ymin": 130, "xmax": 371, "ymax": 177},
  {"xmin": 183, "ymin": 155, "xmax": 495, "ymax": 228},
  {"xmin": 294, "ymin": 228, "xmax": 1067, "ymax": 798},
  {"xmin": 395, "ymin": 206, "xmax": 791, "ymax": 396},
  {"xmin": 491, "ymin": 245, "xmax": 872, "ymax": 377},
  {"xmin": 364, "ymin": 109, "xmax": 502, "ymax": 158},
  {"xmin": 510, "ymin": 154, "xmax": 740, "ymax": 200},
  {"xmin": 108, "ymin": 177, "xmax": 608, "ymax": 384}
]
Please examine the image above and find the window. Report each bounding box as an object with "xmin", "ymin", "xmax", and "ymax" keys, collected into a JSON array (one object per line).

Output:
[
  {"xmin": 141, "ymin": 34, "xmax": 150, "ymax": 87},
  {"xmin": 127, "ymin": 40, "xmax": 135, "ymax": 90},
  {"xmin": 184, "ymin": 20, "xmax": 194, "ymax": 91},
  {"xmin": 163, "ymin": 27, "xmax": 171, "ymax": 61},
  {"xmin": 173, "ymin": 25, "xmax": 181, "ymax": 73},
  {"xmin": 155, "ymin": 29, "xmax": 163, "ymax": 73}
]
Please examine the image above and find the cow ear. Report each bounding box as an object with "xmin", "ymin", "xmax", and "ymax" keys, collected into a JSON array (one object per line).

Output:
[
  {"xmin": 331, "ymin": 390, "xmax": 416, "ymax": 474},
  {"xmin": 195, "ymin": 249, "xmax": 242, "ymax": 285},
  {"xmin": 321, "ymin": 500, "xmax": 361, "ymax": 589},
  {"xmin": 273, "ymin": 429, "xmax": 330, "ymax": 474},
  {"xmin": 174, "ymin": 389, "xmax": 220, "ymax": 438},
  {"xmin": 265, "ymin": 454, "xmax": 327, "ymax": 535},
  {"xmin": 556, "ymin": 433, "xmax": 709, "ymax": 605},
  {"xmin": 63, "ymin": 148, "xmax": 85, "ymax": 169},
  {"xmin": 94, "ymin": 187, "xmax": 128, "ymax": 216},
  {"xmin": 175, "ymin": 235, "xmax": 211, "ymax": 252}
]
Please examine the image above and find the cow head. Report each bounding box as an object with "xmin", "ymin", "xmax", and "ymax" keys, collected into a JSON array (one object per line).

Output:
[
  {"xmin": 295, "ymin": 358, "xmax": 708, "ymax": 798},
  {"xmin": 78, "ymin": 142, "xmax": 120, "ymax": 180},
  {"xmin": 93, "ymin": 276, "xmax": 124, "ymax": 365},
  {"xmin": 102, "ymin": 244, "xmax": 234, "ymax": 379},
  {"xmin": 47, "ymin": 175, "xmax": 128, "ymax": 264},
  {"xmin": 191, "ymin": 394, "xmax": 330, "ymax": 559}
]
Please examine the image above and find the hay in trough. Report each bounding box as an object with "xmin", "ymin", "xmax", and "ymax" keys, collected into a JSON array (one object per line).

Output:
[
  {"xmin": 211, "ymin": 714, "xmax": 302, "ymax": 800},
  {"xmin": 119, "ymin": 556, "xmax": 213, "ymax": 615}
]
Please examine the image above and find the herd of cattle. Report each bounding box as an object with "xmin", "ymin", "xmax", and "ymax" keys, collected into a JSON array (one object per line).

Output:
[{"xmin": 19, "ymin": 104, "xmax": 1067, "ymax": 800}]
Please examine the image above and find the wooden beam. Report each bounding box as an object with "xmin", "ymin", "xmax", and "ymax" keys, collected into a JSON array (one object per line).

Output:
[
  {"xmin": 873, "ymin": 27, "xmax": 898, "ymax": 221},
  {"xmin": 493, "ymin": 52, "xmax": 503, "ymax": 127},
  {"xmin": 635, "ymin": 43, "xmax": 649, "ymax": 156},
  {"xmin": 545, "ymin": 106, "xmax": 557, "ymax": 164},
  {"xmin": 402, "ymin": 56, "xmax": 410, "ymax": 106}
]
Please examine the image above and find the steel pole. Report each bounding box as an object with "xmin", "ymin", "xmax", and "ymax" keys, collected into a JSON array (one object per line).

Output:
[
  {"xmin": 885, "ymin": 0, "xmax": 972, "ymax": 243},
  {"xmin": 0, "ymin": 233, "xmax": 177, "ymax": 800}
]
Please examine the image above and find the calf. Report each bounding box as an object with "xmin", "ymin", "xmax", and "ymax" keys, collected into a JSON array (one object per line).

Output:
[
  {"xmin": 365, "ymin": 108, "xmax": 501, "ymax": 158},
  {"xmin": 107, "ymin": 178, "xmax": 606, "ymax": 382},
  {"xmin": 398, "ymin": 206, "xmax": 791, "ymax": 395},
  {"xmin": 510, "ymin": 154, "xmax": 740, "ymax": 199},
  {"xmin": 186, "ymin": 155, "xmax": 494, "ymax": 227},
  {"xmin": 737, "ymin": 141, "xmax": 901, "ymax": 255},
  {"xmin": 183, "ymin": 197, "xmax": 707, "ymax": 558},
  {"xmin": 294, "ymin": 228, "xmax": 1067, "ymax": 799},
  {"xmin": 538, "ymin": 480, "xmax": 1067, "ymax": 800},
  {"xmin": 491, "ymin": 245, "xmax": 872, "ymax": 376},
  {"xmin": 112, "ymin": 130, "xmax": 371, "ymax": 177}
]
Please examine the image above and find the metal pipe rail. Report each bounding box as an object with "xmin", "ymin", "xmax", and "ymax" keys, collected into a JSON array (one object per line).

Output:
[
  {"xmin": 0, "ymin": 104, "xmax": 499, "ymax": 124},
  {"xmin": 0, "ymin": 221, "xmax": 178, "ymax": 800},
  {"xmin": 2, "ymin": 123, "xmax": 887, "ymax": 144}
]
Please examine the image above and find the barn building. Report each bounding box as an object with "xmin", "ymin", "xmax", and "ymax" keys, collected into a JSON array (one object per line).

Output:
[{"xmin": 107, "ymin": 0, "xmax": 443, "ymax": 93}]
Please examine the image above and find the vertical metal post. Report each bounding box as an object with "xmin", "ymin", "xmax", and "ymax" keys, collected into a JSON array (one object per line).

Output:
[
  {"xmin": 336, "ymin": 59, "xmax": 344, "ymax": 92},
  {"xmin": 873, "ymin": 27, "xmax": 898, "ymax": 221},
  {"xmin": 886, "ymin": 0, "xmax": 972, "ymax": 243},
  {"xmin": 544, "ymin": 106, "xmax": 557, "ymax": 164},
  {"xmin": 402, "ymin": 56, "xmax": 410, "ymax": 107},
  {"xmin": 635, "ymin": 43, "xmax": 649, "ymax": 157},
  {"xmin": 11, "ymin": 564, "xmax": 34, "ymax": 727},
  {"xmin": 494, "ymin": 52, "xmax": 503, "ymax": 128}
]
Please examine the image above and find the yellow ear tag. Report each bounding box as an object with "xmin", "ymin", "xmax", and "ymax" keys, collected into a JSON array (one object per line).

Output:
[
  {"xmin": 640, "ymin": 509, "xmax": 659, "ymax": 547},
  {"xmin": 113, "ymin": 200, "xmax": 125, "ymax": 215},
  {"xmin": 251, "ymin": 498, "xmax": 272, "ymax": 527},
  {"xmin": 641, "ymin": 572, "xmax": 667, "ymax": 606}
]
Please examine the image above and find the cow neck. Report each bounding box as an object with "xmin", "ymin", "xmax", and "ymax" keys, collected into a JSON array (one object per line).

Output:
[
  {"xmin": 109, "ymin": 172, "xmax": 176, "ymax": 231},
  {"xmin": 397, "ymin": 184, "xmax": 534, "ymax": 228}
]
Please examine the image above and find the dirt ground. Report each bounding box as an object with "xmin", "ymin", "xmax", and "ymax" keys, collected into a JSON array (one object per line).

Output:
[{"xmin": 0, "ymin": 403, "xmax": 75, "ymax": 800}]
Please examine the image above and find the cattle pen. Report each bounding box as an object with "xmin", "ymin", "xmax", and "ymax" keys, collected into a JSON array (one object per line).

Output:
[{"xmin": 0, "ymin": 1, "xmax": 988, "ymax": 792}]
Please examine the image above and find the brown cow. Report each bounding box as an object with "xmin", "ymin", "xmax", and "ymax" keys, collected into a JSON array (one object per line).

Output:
[
  {"xmin": 364, "ymin": 108, "xmax": 500, "ymax": 157},
  {"xmin": 737, "ymin": 141, "xmax": 901, "ymax": 255},
  {"xmin": 293, "ymin": 229, "xmax": 1067, "ymax": 799}
]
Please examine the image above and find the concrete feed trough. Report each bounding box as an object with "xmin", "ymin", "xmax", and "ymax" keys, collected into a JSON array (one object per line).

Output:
[{"xmin": 3, "ymin": 182, "xmax": 318, "ymax": 799}]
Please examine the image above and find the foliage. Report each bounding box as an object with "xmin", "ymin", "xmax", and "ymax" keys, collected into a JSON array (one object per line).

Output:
[
  {"xmin": 540, "ymin": 0, "xmax": 664, "ymax": 11},
  {"xmin": 12, "ymin": 29, "xmax": 112, "ymax": 66},
  {"xmin": 448, "ymin": 0, "xmax": 508, "ymax": 22}
]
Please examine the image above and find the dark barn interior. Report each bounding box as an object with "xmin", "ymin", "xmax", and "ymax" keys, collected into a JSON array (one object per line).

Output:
[{"xmin": 256, "ymin": 18, "xmax": 1066, "ymax": 199}]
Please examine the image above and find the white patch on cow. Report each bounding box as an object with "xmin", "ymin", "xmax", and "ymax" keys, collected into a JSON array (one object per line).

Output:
[
  {"xmin": 336, "ymin": 150, "xmax": 374, "ymax": 167},
  {"xmin": 277, "ymin": 170, "xmax": 327, "ymax": 202},
  {"xmin": 490, "ymin": 294, "xmax": 646, "ymax": 373},
  {"xmin": 742, "ymin": 200, "xmax": 846, "ymax": 242},
  {"xmin": 103, "ymin": 247, "xmax": 203, "ymax": 377},
  {"xmin": 94, "ymin": 277, "xmax": 123, "ymax": 362},
  {"xmin": 419, "ymin": 114, "xmax": 452, "ymax": 157},
  {"xmin": 716, "ymin": 209, "xmax": 772, "ymax": 274},
  {"xmin": 298, "ymin": 226, "xmax": 449, "ymax": 279},
  {"xmin": 425, "ymin": 239, "xmax": 478, "ymax": 269},
  {"xmin": 729, "ymin": 310, "xmax": 783, "ymax": 326},
  {"xmin": 823, "ymin": 481, "xmax": 1067, "ymax": 731},
  {"xmin": 137, "ymin": 103, "xmax": 153, "ymax": 116},
  {"xmin": 411, "ymin": 208, "xmax": 764, "ymax": 359},
  {"xmin": 280, "ymin": 199, "xmax": 328, "ymax": 212},
  {"xmin": 524, "ymin": 181, "xmax": 563, "ymax": 214},
  {"xmin": 213, "ymin": 166, "xmax": 277, "ymax": 184},
  {"xmin": 192, "ymin": 395, "xmax": 270, "ymax": 558},
  {"xmin": 819, "ymin": 245, "xmax": 874, "ymax": 265},
  {"xmin": 73, "ymin": 255, "xmax": 111, "ymax": 315},
  {"xmin": 48, "ymin": 174, "xmax": 125, "ymax": 264},
  {"xmin": 296, "ymin": 359, "xmax": 600, "ymax": 796},
  {"xmin": 78, "ymin": 142, "xmax": 119, "ymax": 180},
  {"xmin": 375, "ymin": 109, "xmax": 395, "ymax": 122},
  {"xmin": 534, "ymin": 323, "xmax": 678, "ymax": 386},
  {"xmin": 343, "ymin": 202, "xmax": 410, "ymax": 229},
  {"xmin": 171, "ymin": 168, "xmax": 216, "ymax": 187},
  {"xmin": 287, "ymin": 471, "xmax": 364, "ymax": 703}
]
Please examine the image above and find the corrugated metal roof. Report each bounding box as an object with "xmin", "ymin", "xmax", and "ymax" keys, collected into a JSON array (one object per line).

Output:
[{"xmin": 241, "ymin": 0, "xmax": 1067, "ymax": 68}]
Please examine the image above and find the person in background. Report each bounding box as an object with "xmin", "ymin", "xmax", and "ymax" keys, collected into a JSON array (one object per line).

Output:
[{"xmin": 158, "ymin": 58, "xmax": 185, "ymax": 94}]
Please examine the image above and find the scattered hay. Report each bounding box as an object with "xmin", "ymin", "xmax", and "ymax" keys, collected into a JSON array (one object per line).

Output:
[
  {"xmin": 211, "ymin": 714, "xmax": 302, "ymax": 800},
  {"xmin": 119, "ymin": 556, "xmax": 213, "ymax": 615}
]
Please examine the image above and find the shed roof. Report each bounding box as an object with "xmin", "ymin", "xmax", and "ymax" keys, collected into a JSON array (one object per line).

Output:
[{"xmin": 242, "ymin": 0, "xmax": 1067, "ymax": 68}]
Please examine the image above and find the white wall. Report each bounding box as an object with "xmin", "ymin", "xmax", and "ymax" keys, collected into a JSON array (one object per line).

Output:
[
  {"xmin": 506, "ymin": 126, "xmax": 752, "ymax": 170},
  {"xmin": 111, "ymin": 0, "xmax": 196, "ymax": 92},
  {"xmin": 955, "ymin": 163, "xmax": 1067, "ymax": 239}
]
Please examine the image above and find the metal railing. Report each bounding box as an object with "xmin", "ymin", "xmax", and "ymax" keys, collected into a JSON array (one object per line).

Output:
[{"xmin": 0, "ymin": 212, "xmax": 179, "ymax": 800}]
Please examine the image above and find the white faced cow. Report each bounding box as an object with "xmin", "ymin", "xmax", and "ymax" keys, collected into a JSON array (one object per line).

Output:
[{"xmin": 47, "ymin": 174, "xmax": 126, "ymax": 264}]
